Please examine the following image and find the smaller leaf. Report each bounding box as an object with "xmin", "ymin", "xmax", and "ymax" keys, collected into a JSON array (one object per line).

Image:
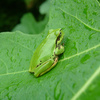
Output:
[
  {"xmin": 39, "ymin": 0, "xmax": 50, "ymax": 15},
  {"xmin": 12, "ymin": 13, "xmax": 48, "ymax": 34}
]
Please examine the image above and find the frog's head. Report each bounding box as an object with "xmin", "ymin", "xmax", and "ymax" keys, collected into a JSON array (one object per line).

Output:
[
  {"xmin": 48, "ymin": 28, "xmax": 64, "ymax": 45},
  {"xmin": 54, "ymin": 28, "xmax": 64, "ymax": 45}
]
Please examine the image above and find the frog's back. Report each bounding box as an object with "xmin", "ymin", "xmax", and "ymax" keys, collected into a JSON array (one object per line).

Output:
[{"xmin": 29, "ymin": 33, "xmax": 57, "ymax": 71}]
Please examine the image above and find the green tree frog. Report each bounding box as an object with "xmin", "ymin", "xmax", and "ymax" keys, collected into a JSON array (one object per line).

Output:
[{"xmin": 29, "ymin": 28, "xmax": 64, "ymax": 77}]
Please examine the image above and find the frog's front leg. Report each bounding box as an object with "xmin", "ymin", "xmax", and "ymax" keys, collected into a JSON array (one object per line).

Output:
[
  {"xmin": 34, "ymin": 57, "xmax": 58, "ymax": 77},
  {"xmin": 55, "ymin": 45, "xmax": 64, "ymax": 55}
]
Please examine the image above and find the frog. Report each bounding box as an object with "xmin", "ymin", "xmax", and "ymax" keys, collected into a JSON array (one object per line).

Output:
[{"xmin": 29, "ymin": 28, "xmax": 64, "ymax": 77}]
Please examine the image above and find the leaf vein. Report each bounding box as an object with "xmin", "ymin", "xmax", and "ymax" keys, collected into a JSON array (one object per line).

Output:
[
  {"xmin": 59, "ymin": 7, "xmax": 100, "ymax": 32},
  {"xmin": 96, "ymin": 0, "xmax": 100, "ymax": 6},
  {"xmin": 71, "ymin": 66, "xmax": 100, "ymax": 100},
  {"xmin": 0, "ymin": 70, "xmax": 28, "ymax": 77},
  {"xmin": 59, "ymin": 44, "xmax": 100, "ymax": 62},
  {"xmin": 0, "ymin": 58, "xmax": 8, "ymax": 73},
  {"xmin": 0, "ymin": 37, "xmax": 33, "ymax": 52}
]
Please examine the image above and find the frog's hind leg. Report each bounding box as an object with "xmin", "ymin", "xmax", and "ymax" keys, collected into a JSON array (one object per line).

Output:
[{"xmin": 39, "ymin": 56, "xmax": 58, "ymax": 76}]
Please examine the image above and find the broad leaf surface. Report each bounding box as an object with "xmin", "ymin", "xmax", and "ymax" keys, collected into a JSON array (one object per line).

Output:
[{"xmin": 0, "ymin": 0, "xmax": 100, "ymax": 100}]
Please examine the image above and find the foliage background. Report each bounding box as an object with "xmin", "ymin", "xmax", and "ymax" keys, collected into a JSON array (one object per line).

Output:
[{"xmin": 0, "ymin": 0, "xmax": 100, "ymax": 100}]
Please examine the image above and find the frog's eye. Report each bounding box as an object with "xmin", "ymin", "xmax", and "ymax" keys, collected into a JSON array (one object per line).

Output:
[{"xmin": 60, "ymin": 28, "xmax": 62, "ymax": 31}]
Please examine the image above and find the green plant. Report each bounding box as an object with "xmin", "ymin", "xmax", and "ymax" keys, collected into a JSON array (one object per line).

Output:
[{"xmin": 0, "ymin": 0, "xmax": 100, "ymax": 100}]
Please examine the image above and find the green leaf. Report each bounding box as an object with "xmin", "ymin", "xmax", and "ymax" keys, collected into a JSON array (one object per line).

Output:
[
  {"xmin": 12, "ymin": 13, "xmax": 48, "ymax": 34},
  {"xmin": 0, "ymin": 0, "xmax": 100, "ymax": 100}
]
